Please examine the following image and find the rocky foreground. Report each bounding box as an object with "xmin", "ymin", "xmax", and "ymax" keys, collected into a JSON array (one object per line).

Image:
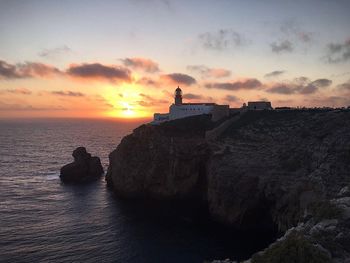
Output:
[{"xmin": 106, "ymin": 110, "xmax": 350, "ymax": 262}]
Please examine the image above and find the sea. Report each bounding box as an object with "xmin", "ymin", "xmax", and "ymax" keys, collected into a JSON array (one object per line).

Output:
[{"xmin": 0, "ymin": 118, "xmax": 268, "ymax": 263}]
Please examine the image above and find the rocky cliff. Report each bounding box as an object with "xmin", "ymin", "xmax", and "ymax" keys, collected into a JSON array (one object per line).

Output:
[
  {"xmin": 106, "ymin": 115, "xmax": 213, "ymax": 200},
  {"xmin": 106, "ymin": 110, "xmax": 350, "ymax": 261}
]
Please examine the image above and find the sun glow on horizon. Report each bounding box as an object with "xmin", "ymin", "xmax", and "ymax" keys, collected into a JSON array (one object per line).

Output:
[{"xmin": 102, "ymin": 83, "xmax": 155, "ymax": 119}]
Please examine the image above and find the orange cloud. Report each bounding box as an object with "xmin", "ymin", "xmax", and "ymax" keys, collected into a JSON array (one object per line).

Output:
[
  {"xmin": 66, "ymin": 63, "xmax": 131, "ymax": 83},
  {"xmin": 18, "ymin": 62, "xmax": 61, "ymax": 78},
  {"xmin": 137, "ymin": 93, "xmax": 168, "ymax": 107},
  {"xmin": 204, "ymin": 78, "xmax": 262, "ymax": 90},
  {"xmin": 51, "ymin": 90, "xmax": 85, "ymax": 97},
  {"xmin": 136, "ymin": 77, "xmax": 160, "ymax": 87},
  {"xmin": 1, "ymin": 88, "xmax": 32, "ymax": 95},
  {"xmin": 0, "ymin": 60, "xmax": 61, "ymax": 79},
  {"xmin": 160, "ymin": 73, "xmax": 196, "ymax": 86},
  {"xmin": 187, "ymin": 65, "xmax": 231, "ymax": 78},
  {"xmin": 122, "ymin": 57, "xmax": 159, "ymax": 73},
  {"xmin": 207, "ymin": 68, "xmax": 231, "ymax": 78}
]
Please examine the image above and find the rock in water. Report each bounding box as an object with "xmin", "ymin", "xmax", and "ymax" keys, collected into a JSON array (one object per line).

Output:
[{"xmin": 60, "ymin": 147, "xmax": 104, "ymax": 183}]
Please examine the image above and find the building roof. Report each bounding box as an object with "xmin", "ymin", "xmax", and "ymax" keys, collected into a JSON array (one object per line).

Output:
[
  {"xmin": 248, "ymin": 101, "xmax": 271, "ymax": 104},
  {"xmin": 181, "ymin": 103, "xmax": 217, "ymax": 106}
]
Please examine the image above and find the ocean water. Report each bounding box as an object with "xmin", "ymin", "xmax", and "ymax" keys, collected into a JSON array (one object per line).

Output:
[{"xmin": 0, "ymin": 119, "xmax": 267, "ymax": 263}]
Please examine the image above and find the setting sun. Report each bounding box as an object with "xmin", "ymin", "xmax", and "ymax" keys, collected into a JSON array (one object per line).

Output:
[{"xmin": 121, "ymin": 102, "xmax": 134, "ymax": 117}]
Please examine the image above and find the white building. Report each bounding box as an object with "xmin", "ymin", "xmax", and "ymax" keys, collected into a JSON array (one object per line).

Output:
[{"xmin": 153, "ymin": 87, "xmax": 229, "ymax": 124}]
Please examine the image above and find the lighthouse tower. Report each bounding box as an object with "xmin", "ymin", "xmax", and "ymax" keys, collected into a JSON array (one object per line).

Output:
[
  {"xmin": 153, "ymin": 86, "xmax": 230, "ymax": 124},
  {"xmin": 174, "ymin": 86, "xmax": 182, "ymax": 105}
]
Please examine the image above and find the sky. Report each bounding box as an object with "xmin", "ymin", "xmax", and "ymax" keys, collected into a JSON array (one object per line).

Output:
[{"xmin": 0, "ymin": 0, "xmax": 350, "ymax": 119}]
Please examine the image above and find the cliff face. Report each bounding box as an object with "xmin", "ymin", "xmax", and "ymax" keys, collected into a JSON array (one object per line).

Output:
[
  {"xmin": 208, "ymin": 110, "xmax": 350, "ymax": 232},
  {"xmin": 106, "ymin": 110, "xmax": 350, "ymax": 261},
  {"xmin": 106, "ymin": 115, "xmax": 212, "ymax": 200}
]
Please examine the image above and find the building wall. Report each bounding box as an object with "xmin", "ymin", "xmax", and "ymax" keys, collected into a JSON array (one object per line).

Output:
[
  {"xmin": 248, "ymin": 101, "xmax": 272, "ymax": 110},
  {"xmin": 153, "ymin": 103, "xmax": 229, "ymax": 124},
  {"xmin": 153, "ymin": 113, "xmax": 169, "ymax": 122},
  {"xmin": 169, "ymin": 104, "xmax": 214, "ymax": 120},
  {"xmin": 211, "ymin": 105, "xmax": 230, "ymax": 122}
]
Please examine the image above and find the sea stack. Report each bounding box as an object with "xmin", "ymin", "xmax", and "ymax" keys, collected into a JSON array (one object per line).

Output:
[{"xmin": 60, "ymin": 147, "xmax": 104, "ymax": 183}]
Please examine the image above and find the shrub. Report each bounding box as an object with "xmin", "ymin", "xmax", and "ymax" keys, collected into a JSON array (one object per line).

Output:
[
  {"xmin": 309, "ymin": 200, "xmax": 343, "ymax": 222},
  {"xmin": 251, "ymin": 231, "xmax": 330, "ymax": 263}
]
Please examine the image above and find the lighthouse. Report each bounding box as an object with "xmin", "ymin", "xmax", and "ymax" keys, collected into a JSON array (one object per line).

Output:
[
  {"xmin": 174, "ymin": 86, "xmax": 182, "ymax": 105},
  {"xmin": 152, "ymin": 86, "xmax": 229, "ymax": 124}
]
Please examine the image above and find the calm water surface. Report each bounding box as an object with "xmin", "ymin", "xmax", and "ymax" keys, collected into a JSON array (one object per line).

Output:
[{"xmin": 0, "ymin": 119, "xmax": 266, "ymax": 263}]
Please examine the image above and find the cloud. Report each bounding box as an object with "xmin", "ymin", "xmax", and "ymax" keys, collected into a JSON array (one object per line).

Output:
[
  {"xmin": 325, "ymin": 39, "xmax": 350, "ymax": 63},
  {"xmin": 267, "ymin": 85, "xmax": 295, "ymax": 95},
  {"xmin": 0, "ymin": 60, "xmax": 20, "ymax": 79},
  {"xmin": 280, "ymin": 20, "xmax": 314, "ymax": 43},
  {"xmin": 38, "ymin": 45, "xmax": 71, "ymax": 58},
  {"xmin": 264, "ymin": 70, "xmax": 286, "ymax": 78},
  {"xmin": 51, "ymin": 90, "xmax": 85, "ymax": 97},
  {"xmin": 187, "ymin": 65, "xmax": 231, "ymax": 79},
  {"xmin": 0, "ymin": 101, "xmax": 66, "ymax": 111},
  {"xmin": 270, "ymin": 40, "xmax": 293, "ymax": 53},
  {"xmin": 266, "ymin": 78, "xmax": 332, "ymax": 95},
  {"xmin": 18, "ymin": 62, "xmax": 62, "ymax": 77},
  {"xmin": 1, "ymin": 88, "xmax": 32, "ymax": 95},
  {"xmin": 204, "ymin": 78, "xmax": 262, "ymax": 90},
  {"xmin": 92, "ymin": 95, "xmax": 115, "ymax": 109},
  {"xmin": 224, "ymin": 95, "xmax": 240, "ymax": 102},
  {"xmin": 0, "ymin": 59, "xmax": 133, "ymax": 83},
  {"xmin": 131, "ymin": 0, "xmax": 172, "ymax": 11},
  {"xmin": 182, "ymin": 93, "xmax": 204, "ymax": 100},
  {"xmin": 137, "ymin": 77, "xmax": 159, "ymax": 87},
  {"xmin": 121, "ymin": 57, "xmax": 159, "ymax": 73},
  {"xmin": 198, "ymin": 29, "xmax": 247, "ymax": 51},
  {"xmin": 0, "ymin": 60, "xmax": 61, "ymax": 79},
  {"xmin": 298, "ymin": 84, "xmax": 318, "ymax": 94},
  {"xmin": 137, "ymin": 101, "xmax": 154, "ymax": 107},
  {"xmin": 139, "ymin": 93, "xmax": 154, "ymax": 100},
  {"xmin": 298, "ymin": 32, "xmax": 313, "ymax": 43},
  {"xmin": 268, "ymin": 20, "xmax": 314, "ymax": 55},
  {"xmin": 337, "ymin": 80, "xmax": 350, "ymax": 91},
  {"xmin": 311, "ymin": 79, "xmax": 332, "ymax": 88},
  {"xmin": 137, "ymin": 93, "xmax": 168, "ymax": 107},
  {"xmin": 66, "ymin": 63, "xmax": 131, "ymax": 82},
  {"xmin": 161, "ymin": 73, "xmax": 196, "ymax": 86}
]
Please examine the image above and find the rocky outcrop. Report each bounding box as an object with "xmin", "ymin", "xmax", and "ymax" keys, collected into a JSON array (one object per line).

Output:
[
  {"xmin": 60, "ymin": 147, "xmax": 104, "ymax": 183},
  {"xmin": 106, "ymin": 115, "xmax": 212, "ymax": 200},
  {"xmin": 248, "ymin": 190, "xmax": 350, "ymax": 262},
  {"xmin": 106, "ymin": 109, "xmax": 350, "ymax": 261}
]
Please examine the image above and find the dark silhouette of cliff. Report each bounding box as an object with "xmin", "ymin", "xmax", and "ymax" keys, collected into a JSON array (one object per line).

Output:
[{"xmin": 106, "ymin": 109, "xmax": 350, "ymax": 262}]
